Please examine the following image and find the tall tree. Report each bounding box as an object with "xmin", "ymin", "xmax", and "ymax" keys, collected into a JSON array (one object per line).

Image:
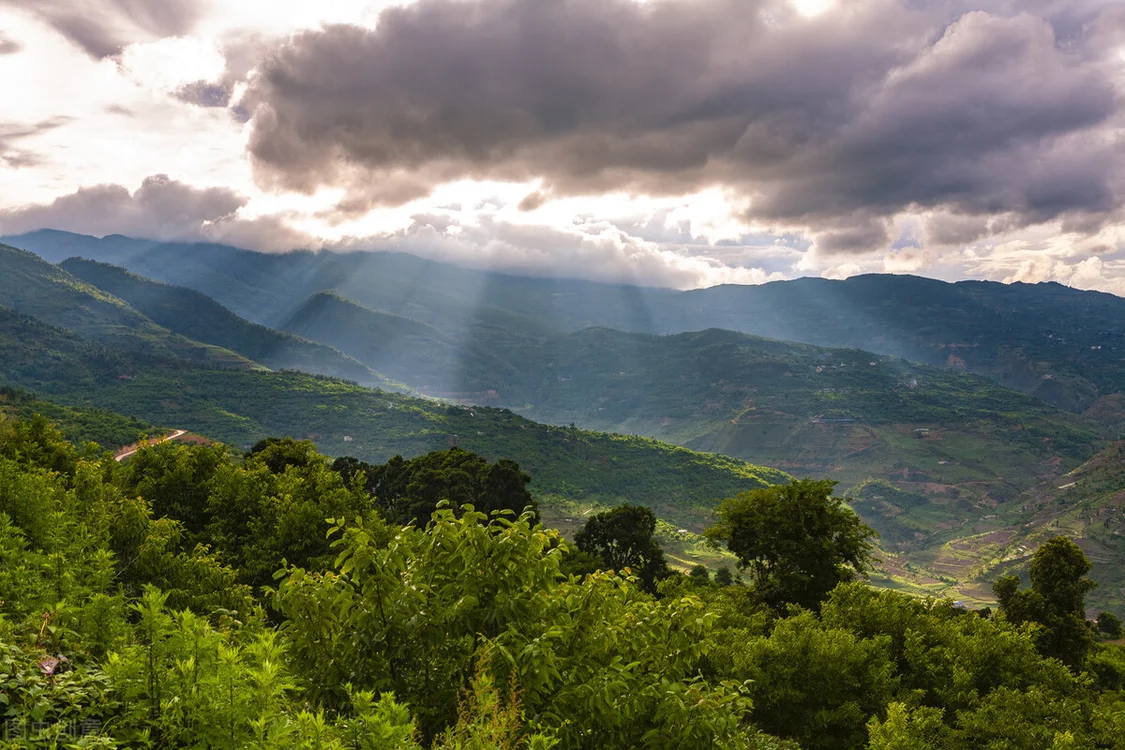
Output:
[
  {"xmin": 331, "ymin": 448, "xmax": 536, "ymax": 526},
  {"xmin": 574, "ymin": 504, "xmax": 669, "ymax": 592},
  {"xmin": 993, "ymin": 536, "xmax": 1096, "ymax": 668},
  {"xmin": 705, "ymin": 479, "xmax": 877, "ymax": 610}
]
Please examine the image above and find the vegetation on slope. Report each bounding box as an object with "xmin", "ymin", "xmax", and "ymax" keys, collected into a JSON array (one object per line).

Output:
[
  {"xmin": 275, "ymin": 308, "xmax": 1105, "ymax": 550},
  {"xmin": 955, "ymin": 441, "xmax": 1125, "ymax": 617},
  {"xmin": 2, "ymin": 415, "xmax": 1125, "ymax": 748},
  {"xmin": 0, "ymin": 387, "xmax": 153, "ymax": 448},
  {"xmin": 668, "ymin": 274, "xmax": 1125, "ymax": 413},
  {"xmin": 0, "ymin": 243, "xmax": 253, "ymax": 369},
  {"xmin": 13, "ymin": 232, "xmax": 1125, "ymax": 416},
  {"xmin": 0, "ymin": 309, "xmax": 786, "ymax": 528},
  {"xmin": 60, "ymin": 258, "xmax": 397, "ymax": 389}
]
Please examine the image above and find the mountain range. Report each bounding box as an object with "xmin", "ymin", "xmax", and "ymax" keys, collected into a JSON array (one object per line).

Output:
[
  {"xmin": 3, "ymin": 229, "xmax": 1125, "ymax": 612},
  {"xmin": 11, "ymin": 229, "xmax": 1125, "ymax": 415}
]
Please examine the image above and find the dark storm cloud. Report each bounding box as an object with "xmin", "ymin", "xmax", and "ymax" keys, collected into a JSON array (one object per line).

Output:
[
  {"xmin": 924, "ymin": 213, "xmax": 991, "ymax": 246},
  {"xmin": 241, "ymin": 0, "xmax": 1123, "ymax": 254},
  {"xmin": 813, "ymin": 221, "xmax": 893, "ymax": 255},
  {"xmin": 0, "ymin": 174, "xmax": 315, "ymax": 251},
  {"xmin": 2, "ymin": 0, "xmax": 202, "ymax": 57}
]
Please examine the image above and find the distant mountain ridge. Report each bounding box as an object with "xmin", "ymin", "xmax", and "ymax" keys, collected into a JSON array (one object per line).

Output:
[
  {"xmin": 0, "ymin": 242, "xmax": 255, "ymax": 370},
  {"xmin": 38, "ymin": 251, "xmax": 1105, "ymax": 566},
  {"xmin": 60, "ymin": 258, "xmax": 399, "ymax": 390},
  {"xmin": 5, "ymin": 230, "xmax": 1124, "ymax": 610},
  {"xmin": 5, "ymin": 230, "xmax": 1123, "ymax": 413},
  {"xmin": 0, "ymin": 305, "xmax": 789, "ymax": 529}
]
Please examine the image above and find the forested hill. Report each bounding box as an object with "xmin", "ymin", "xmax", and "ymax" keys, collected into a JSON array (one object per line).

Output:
[
  {"xmin": 0, "ymin": 242, "xmax": 254, "ymax": 369},
  {"xmin": 227, "ymin": 293, "xmax": 1112, "ymax": 551},
  {"xmin": 666, "ymin": 275, "xmax": 1125, "ymax": 413},
  {"xmin": 0, "ymin": 307, "xmax": 787, "ymax": 528},
  {"xmin": 1, "ymin": 413, "xmax": 1124, "ymax": 748},
  {"xmin": 59, "ymin": 257, "xmax": 399, "ymax": 390},
  {"xmin": 9, "ymin": 231, "xmax": 1125, "ymax": 412}
]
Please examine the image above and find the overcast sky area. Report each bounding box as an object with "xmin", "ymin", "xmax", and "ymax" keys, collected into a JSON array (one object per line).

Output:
[{"xmin": 0, "ymin": 0, "xmax": 1123, "ymax": 290}]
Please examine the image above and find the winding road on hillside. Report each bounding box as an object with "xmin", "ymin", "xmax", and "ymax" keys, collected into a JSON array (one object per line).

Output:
[{"xmin": 114, "ymin": 430, "xmax": 188, "ymax": 462}]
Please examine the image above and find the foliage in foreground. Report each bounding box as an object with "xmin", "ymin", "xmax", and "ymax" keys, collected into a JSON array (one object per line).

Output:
[{"xmin": 1, "ymin": 414, "xmax": 1125, "ymax": 749}]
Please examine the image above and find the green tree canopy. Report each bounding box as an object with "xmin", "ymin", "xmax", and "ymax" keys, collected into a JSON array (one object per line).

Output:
[
  {"xmin": 993, "ymin": 536, "xmax": 1097, "ymax": 668},
  {"xmin": 573, "ymin": 504, "xmax": 670, "ymax": 593},
  {"xmin": 332, "ymin": 447, "xmax": 536, "ymax": 526},
  {"xmin": 705, "ymin": 479, "xmax": 877, "ymax": 610},
  {"xmin": 6, "ymin": 413, "xmax": 1125, "ymax": 750},
  {"xmin": 1097, "ymin": 611, "xmax": 1124, "ymax": 639}
]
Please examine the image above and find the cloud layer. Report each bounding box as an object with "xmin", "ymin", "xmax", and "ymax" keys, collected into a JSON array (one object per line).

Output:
[
  {"xmin": 0, "ymin": 32, "xmax": 21, "ymax": 55},
  {"xmin": 1, "ymin": 0, "xmax": 203, "ymax": 57},
  {"xmin": 1, "ymin": 0, "xmax": 1124, "ymax": 292},
  {"xmin": 242, "ymin": 0, "xmax": 1124, "ymax": 254},
  {"xmin": 0, "ymin": 175, "xmax": 314, "ymax": 251}
]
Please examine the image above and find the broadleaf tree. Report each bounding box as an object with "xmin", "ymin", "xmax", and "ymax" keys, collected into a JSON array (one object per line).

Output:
[{"xmin": 705, "ymin": 479, "xmax": 877, "ymax": 610}]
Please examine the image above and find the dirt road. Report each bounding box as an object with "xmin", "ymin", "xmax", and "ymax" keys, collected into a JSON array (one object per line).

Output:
[{"xmin": 114, "ymin": 430, "xmax": 188, "ymax": 462}]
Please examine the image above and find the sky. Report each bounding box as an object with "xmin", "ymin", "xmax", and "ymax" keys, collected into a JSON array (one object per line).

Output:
[{"xmin": 0, "ymin": 0, "xmax": 1123, "ymax": 291}]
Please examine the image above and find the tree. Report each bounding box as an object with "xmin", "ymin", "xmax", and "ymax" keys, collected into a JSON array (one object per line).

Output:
[
  {"xmin": 728, "ymin": 611, "xmax": 895, "ymax": 750},
  {"xmin": 1097, "ymin": 612, "xmax": 1123, "ymax": 639},
  {"xmin": 714, "ymin": 566, "xmax": 735, "ymax": 587},
  {"xmin": 574, "ymin": 504, "xmax": 669, "ymax": 592},
  {"xmin": 115, "ymin": 441, "xmax": 226, "ymax": 536},
  {"xmin": 993, "ymin": 536, "xmax": 1096, "ymax": 668},
  {"xmin": 705, "ymin": 479, "xmax": 877, "ymax": 610},
  {"xmin": 331, "ymin": 448, "xmax": 536, "ymax": 526},
  {"xmin": 248, "ymin": 437, "xmax": 318, "ymax": 474}
]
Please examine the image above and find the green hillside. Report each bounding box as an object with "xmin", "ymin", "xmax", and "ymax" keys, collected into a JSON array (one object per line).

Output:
[
  {"xmin": 11, "ymin": 232, "xmax": 1125, "ymax": 415},
  {"xmin": 508, "ymin": 328, "xmax": 1105, "ymax": 550},
  {"xmin": 0, "ymin": 307, "xmax": 787, "ymax": 528},
  {"xmin": 60, "ymin": 258, "xmax": 398, "ymax": 390},
  {"xmin": 906, "ymin": 441, "xmax": 1125, "ymax": 617},
  {"xmin": 664, "ymin": 275, "xmax": 1125, "ymax": 414},
  {"xmin": 0, "ymin": 243, "xmax": 254, "ymax": 369},
  {"xmin": 280, "ymin": 291, "xmax": 523, "ymax": 396},
  {"xmin": 0, "ymin": 386, "xmax": 154, "ymax": 448},
  {"xmin": 272, "ymin": 306, "xmax": 1106, "ymax": 541}
]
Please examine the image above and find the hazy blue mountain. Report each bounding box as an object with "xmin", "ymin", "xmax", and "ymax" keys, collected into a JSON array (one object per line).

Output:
[
  {"xmin": 0, "ymin": 242, "xmax": 255, "ymax": 369},
  {"xmin": 4, "ymin": 229, "xmax": 161, "ymax": 265},
  {"xmin": 61, "ymin": 258, "xmax": 399, "ymax": 390},
  {"xmin": 280, "ymin": 291, "xmax": 528, "ymax": 397},
  {"xmin": 0, "ymin": 231, "xmax": 673, "ymax": 334},
  {"xmin": 9, "ymin": 231, "xmax": 1125, "ymax": 413}
]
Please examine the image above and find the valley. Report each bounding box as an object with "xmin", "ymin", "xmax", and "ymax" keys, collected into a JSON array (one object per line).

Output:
[{"xmin": 4, "ymin": 232, "xmax": 1125, "ymax": 613}]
